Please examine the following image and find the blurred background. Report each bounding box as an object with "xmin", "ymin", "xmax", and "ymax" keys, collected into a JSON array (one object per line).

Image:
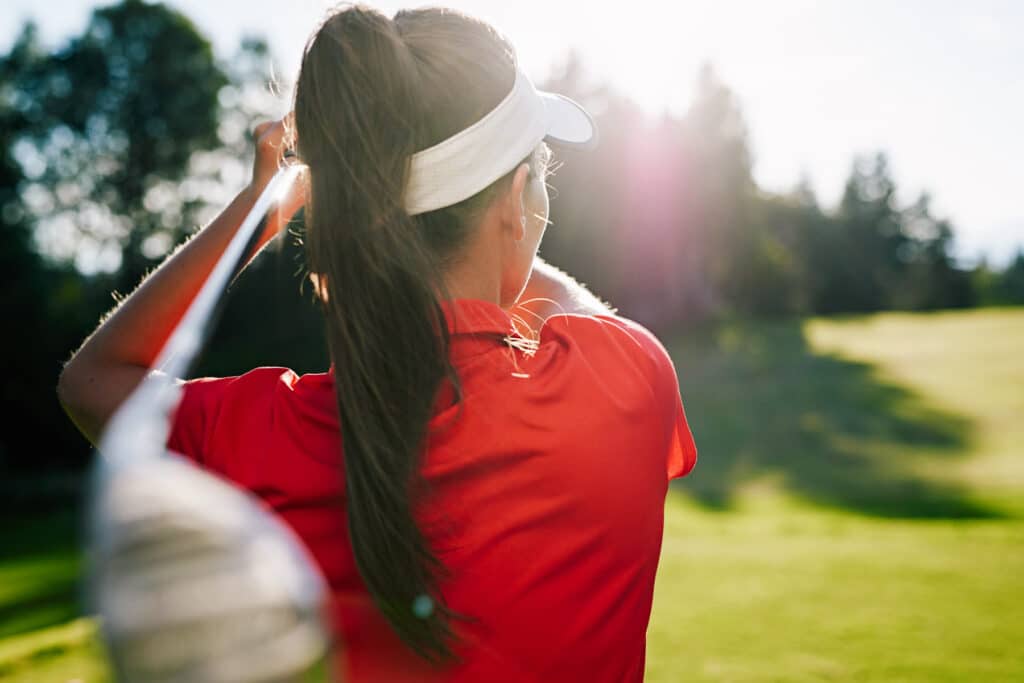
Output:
[{"xmin": 1, "ymin": 0, "xmax": 1021, "ymax": 680}]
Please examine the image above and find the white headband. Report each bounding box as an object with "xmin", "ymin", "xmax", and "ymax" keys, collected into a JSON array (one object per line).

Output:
[{"xmin": 403, "ymin": 67, "xmax": 598, "ymax": 216}]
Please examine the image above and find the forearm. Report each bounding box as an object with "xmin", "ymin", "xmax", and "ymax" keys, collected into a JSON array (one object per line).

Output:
[
  {"xmin": 57, "ymin": 185, "xmax": 269, "ymax": 444},
  {"xmin": 56, "ymin": 119, "xmax": 303, "ymax": 445},
  {"xmin": 512, "ymin": 255, "xmax": 617, "ymax": 328}
]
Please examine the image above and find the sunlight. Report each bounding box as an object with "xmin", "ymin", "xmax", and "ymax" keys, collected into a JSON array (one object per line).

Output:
[{"xmin": 491, "ymin": 0, "xmax": 816, "ymax": 116}]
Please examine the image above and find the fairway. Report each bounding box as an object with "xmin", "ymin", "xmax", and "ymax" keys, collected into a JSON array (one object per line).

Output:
[
  {"xmin": 2, "ymin": 308, "xmax": 1022, "ymax": 681},
  {"xmin": 648, "ymin": 307, "xmax": 1024, "ymax": 681},
  {"xmin": 648, "ymin": 499, "xmax": 1023, "ymax": 681}
]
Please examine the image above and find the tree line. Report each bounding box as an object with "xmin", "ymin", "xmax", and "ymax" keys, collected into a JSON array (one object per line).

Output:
[
  {"xmin": 2, "ymin": 0, "xmax": 1022, "ymax": 471},
  {"xmin": 540, "ymin": 58, "xmax": 1022, "ymax": 328}
]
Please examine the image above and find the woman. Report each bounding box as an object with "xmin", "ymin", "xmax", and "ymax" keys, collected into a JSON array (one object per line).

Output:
[{"xmin": 58, "ymin": 4, "xmax": 697, "ymax": 681}]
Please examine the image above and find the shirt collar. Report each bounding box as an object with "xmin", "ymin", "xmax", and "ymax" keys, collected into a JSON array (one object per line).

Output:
[
  {"xmin": 327, "ymin": 299, "xmax": 519, "ymax": 376},
  {"xmin": 440, "ymin": 298, "xmax": 522, "ymax": 364},
  {"xmin": 439, "ymin": 298, "xmax": 516, "ymax": 337}
]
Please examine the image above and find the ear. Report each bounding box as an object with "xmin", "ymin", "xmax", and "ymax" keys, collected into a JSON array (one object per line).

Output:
[{"xmin": 500, "ymin": 163, "xmax": 531, "ymax": 242}]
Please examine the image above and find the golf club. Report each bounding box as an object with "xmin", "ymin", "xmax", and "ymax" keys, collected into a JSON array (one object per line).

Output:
[{"xmin": 88, "ymin": 162, "xmax": 337, "ymax": 683}]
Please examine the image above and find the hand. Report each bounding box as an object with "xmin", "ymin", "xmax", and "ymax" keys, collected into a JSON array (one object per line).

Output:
[{"xmin": 247, "ymin": 117, "xmax": 307, "ymax": 244}]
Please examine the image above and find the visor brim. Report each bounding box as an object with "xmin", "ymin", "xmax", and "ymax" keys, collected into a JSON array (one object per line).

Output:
[{"xmin": 539, "ymin": 91, "xmax": 599, "ymax": 151}]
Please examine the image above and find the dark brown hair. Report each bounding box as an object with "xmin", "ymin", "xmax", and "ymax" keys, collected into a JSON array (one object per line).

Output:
[{"xmin": 291, "ymin": 3, "xmax": 545, "ymax": 663}]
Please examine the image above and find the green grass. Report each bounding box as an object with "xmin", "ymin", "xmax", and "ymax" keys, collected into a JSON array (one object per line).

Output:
[
  {"xmin": 648, "ymin": 498, "xmax": 1024, "ymax": 682},
  {"xmin": 0, "ymin": 508, "xmax": 103, "ymax": 682},
  {"xmin": 2, "ymin": 307, "xmax": 1022, "ymax": 682},
  {"xmin": 0, "ymin": 619, "xmax": 107, "ymax": 683},
  {"xmin": 647, "ymin": 307, "xmax": 1024, "ymax": 681}
]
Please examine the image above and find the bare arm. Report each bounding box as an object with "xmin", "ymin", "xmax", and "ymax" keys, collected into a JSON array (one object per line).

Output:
[
  {"xmin": 510, "ymin": 255, "xmax": 618, "ymax": 332},
  {"xmin": 57, "ymin": 120, "xmax": 303, "ymax": 447}
]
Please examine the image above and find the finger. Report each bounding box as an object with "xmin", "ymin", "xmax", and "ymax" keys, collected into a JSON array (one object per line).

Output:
[
  {"xmin": 282, "ymin": 111, "xmax": 296, "ymax": 141},
  {"xmin": 282, "ymin": 112, "xmax": 299, "ymax": 159},
  {"xmin": 259, "ymin": 121, "xmax": 286, "ymax": 147},
  {"xmin": 253, "ymin": 120, "xmax": 275, "ymax": 140},
  {"xmin": 254, "ymin": 121, "xmax": 291, "ymax": 170}
]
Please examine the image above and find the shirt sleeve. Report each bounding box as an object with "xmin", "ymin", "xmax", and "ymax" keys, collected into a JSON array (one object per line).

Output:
[
  {"xmin": 594, "ymin": 314, "xmax": 698, "ymax": 480},
  {"xmin": 661, "ymin": 356, "xmax": 698, "ymax": 480},
  {"xmin": 166, "ymin": 366, "xmax": 299, "ymax": 476},
  {"xmin": 166, "ymin": 374, "xmax": 239, "ymax": 471}
]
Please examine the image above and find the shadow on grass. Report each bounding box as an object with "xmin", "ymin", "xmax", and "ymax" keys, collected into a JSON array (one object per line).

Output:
[
  {"xmin": 0, "ymin": 507, "xmax": 85, "ymax": 640},
  {"xmin": 667, "ymin": 319, "xmax": 1001, "ymax": 519},
  {"xmin": 0, "ymin": 582, "xmax": 80, "ymax": 641}
]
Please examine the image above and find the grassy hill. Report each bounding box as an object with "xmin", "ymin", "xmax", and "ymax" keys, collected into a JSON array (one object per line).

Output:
[{"xmin": 2, "ymin": 308, "xmax": 1022, "ymax": 681}]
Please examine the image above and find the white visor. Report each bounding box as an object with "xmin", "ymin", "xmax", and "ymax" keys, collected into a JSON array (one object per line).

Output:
[{"xmin": 403, "ymin": 67, "xmax": 598, "ymax": 216}]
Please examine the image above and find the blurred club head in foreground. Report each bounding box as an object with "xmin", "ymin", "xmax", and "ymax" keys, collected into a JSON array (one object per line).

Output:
[{"xmin": 88, "ymin": 450, "xmax": 336, "ymax": 682}]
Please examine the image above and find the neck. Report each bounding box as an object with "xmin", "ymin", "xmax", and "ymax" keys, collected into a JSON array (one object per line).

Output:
[{"xmin": 441, "ymin": 220, "xmax": 504, "ymax": 306}]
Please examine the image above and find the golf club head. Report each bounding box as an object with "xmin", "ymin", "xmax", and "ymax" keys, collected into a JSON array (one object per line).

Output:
[{"xmin": 89, "ymin": 450, "xmax": 337, "ymax": 683}]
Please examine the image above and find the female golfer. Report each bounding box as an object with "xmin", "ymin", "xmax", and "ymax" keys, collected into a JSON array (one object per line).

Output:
[{"xmin": 58, "ymin": 4, "xmax": 696, "ymax": 681}]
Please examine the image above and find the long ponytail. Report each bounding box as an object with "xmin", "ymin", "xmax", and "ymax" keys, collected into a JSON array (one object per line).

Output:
[{"xmin": 292, "ymin": 4, "xmax": 530, "ymax": 662}]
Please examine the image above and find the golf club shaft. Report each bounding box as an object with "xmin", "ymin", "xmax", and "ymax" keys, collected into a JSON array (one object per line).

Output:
[
  {"xmin": 98, "ymin": 164, "xmax": 301, "ymax": 464},
  {"xmin": 154, "ymin": 164, "xmax": 302, "ymax": 381}
]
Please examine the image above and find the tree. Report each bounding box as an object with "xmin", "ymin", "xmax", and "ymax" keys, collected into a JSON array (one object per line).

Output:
[
  {"xmin": 538, "ymin": 52, "xmax": 638, "ymax": 317},
  {"xmin": 991, "ymin": 250, "xmax": 1024, "ymax": 304},
  {"xmin": 0, "ymin": 2, "xmax": 309, "ymax": 471},
  {"xmin": 7, "ymin": 0, "xmax": 227, "ymax": 289},
  {"xmin": 0, "ymin": 23, "xmax": 124, "ymax": 470},
  {"xmin": 894, "ymin": 193, "xmax": 973, "ymax": 309},
  {"xmin": 0, "ymin": 25, "xmax": 60, "ymax": 469},
  {"xmin": 684, "ymin": 64, "xmax": 771, "ymax": 318}
]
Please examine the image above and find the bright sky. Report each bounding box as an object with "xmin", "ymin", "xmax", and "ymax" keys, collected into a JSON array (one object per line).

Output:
[{"xmin": 5, "ymin": 0, "xmax": 1023, "ymax": 264}]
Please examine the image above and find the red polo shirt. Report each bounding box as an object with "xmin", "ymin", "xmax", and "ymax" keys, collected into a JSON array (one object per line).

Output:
[{"xmin": 167, "ymin": 298, "xmax": 697, "ymax": 682}]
